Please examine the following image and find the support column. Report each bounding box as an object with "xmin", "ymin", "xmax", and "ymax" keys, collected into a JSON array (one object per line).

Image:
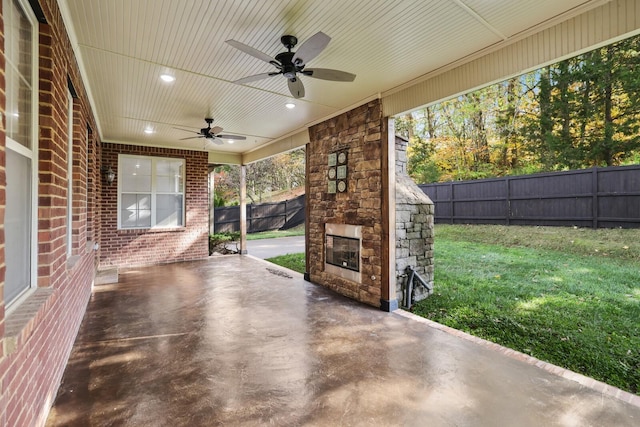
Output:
[
  {"xmin": 239, "ymin": 164, "xmax": 248, "ymax": 254},
  {"xmin": 304, "ymin": 143, "xmax": 311, "ymax": 281},
  {"xmin": 209, "ymin": 168, "xmax": 215, "ymax": 235},
  {"xmin": 380, "ymin": 117, "xmax": 398, "ymax": 311}
]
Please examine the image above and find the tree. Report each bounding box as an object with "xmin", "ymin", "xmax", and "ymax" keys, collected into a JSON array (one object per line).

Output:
[
  {"xmin": 399, "ymin": 33, "xmax": 640, "ymax": 183},
  {"xmin": 213, "ymin": 148, "xmax": 306, "ymax": 205}
]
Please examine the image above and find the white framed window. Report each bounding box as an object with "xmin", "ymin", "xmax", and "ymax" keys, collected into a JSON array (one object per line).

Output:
[
  {"xmin": 66, "ymin": 89, "xmax": 74, "ymax": 256},
  {"xmin": 4, "ymin": 0, "xmax": 38, "ymax": 308},
  {"xmin": 117, "ymin": 155, "xmax": 185, "ymax": 229}
]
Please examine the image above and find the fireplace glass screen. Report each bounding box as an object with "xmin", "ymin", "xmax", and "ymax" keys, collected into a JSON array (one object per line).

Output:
[{"xmin": 326, "ymin": 234, "xmax": 360, "ymax": 272}]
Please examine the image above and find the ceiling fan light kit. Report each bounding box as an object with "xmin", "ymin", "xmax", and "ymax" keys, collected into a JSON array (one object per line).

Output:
[{"xmin": 226, "ymin": 32, "xmax": 356, "ymax": 99}]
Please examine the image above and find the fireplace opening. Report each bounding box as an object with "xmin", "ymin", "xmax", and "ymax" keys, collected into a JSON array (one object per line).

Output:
[
  {"xmin": 326, "ymin": 235, "xmax": 360, "ymax": 272},
  {"xmin": 324, "ymin": 223, "xmax": 362, "ymax": 283}
]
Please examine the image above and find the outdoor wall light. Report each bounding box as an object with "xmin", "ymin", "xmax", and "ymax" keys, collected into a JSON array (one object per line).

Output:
[{"xmin": 102, "ymin": 166, "xmax": 115, "ymax": 184}]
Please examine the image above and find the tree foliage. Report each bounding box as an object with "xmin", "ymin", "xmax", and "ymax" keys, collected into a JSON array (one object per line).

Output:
[
  {"xmin": 399, "ymin": 35, "xmax": 640, "ymax": 183},
  {"xmin": 212, "ymin": 147, "xmax": 305, "ymax": 205}
]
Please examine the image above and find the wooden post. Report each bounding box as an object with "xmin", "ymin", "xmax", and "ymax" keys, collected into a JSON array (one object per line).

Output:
[
  {"xmin": 380, "ymin": 117, "xmax": 397, "ymax": 311},
  {"xmin": 304, "ymin": 144, "xmax": 311, "ymax": 281}
]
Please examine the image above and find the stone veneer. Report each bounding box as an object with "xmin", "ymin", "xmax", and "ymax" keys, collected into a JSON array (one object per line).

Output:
[
  {"xmin": 395, "ymin": 136, "xmax": 434, "ymax": 305},
  {"xmin": 306, "ymin": 100, "xmax": 385, "ymax": 307}
]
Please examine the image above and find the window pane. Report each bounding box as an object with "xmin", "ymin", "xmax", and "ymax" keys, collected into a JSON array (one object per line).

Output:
[
  {"xmin": 5, "ymin": 149, "xmax": 31, "ymax": 303},
  {"xmin": 137, "ymin": 209, "xmax": 152, "ymax": 227},
  {"xmin": 6, "ymin": 0, "xmax": 32, "ymax": 85},
  {"xmin": 122, "ymin": 193, "xmax": 138, "ymax": 211},
  {"xmin": 156, "ymin": 195, "xmax": 183, "ymax": 227},
  {"xmin": 121, "ymin": 157, "xmax": 151, "ymax": 192},
  {"xmin": 121, "ymin": 209, "xmax": 138, "ymax": 228},
  {"xmin": 156, "ymin": 159, "xmax": 183, "ymax": 193},
  {"xmin": 4, "ymin": 0, "xmax": 33, "ymax": 149},
  {"xmin": 137, "ymin": 194, "xmax": 151, "ymax": 210},
  {"xmin": 129, "ymin": 175, "xmax": 151, "ymax": 192},
  {"xmin": 120, "ymin": 193, "xmax": 151, "ymax": 228}
]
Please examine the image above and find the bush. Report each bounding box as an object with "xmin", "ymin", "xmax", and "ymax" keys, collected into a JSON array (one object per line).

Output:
[{"xmin": 209, "ymin": 232, "xmax": 240, "ymax": 255}]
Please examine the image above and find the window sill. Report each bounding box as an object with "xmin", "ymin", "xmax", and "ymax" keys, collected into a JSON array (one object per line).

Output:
[
  {"xmin": 117, "ymin": 227, "xmax": 186, "ymax": 234},
  {"xmin": 67, "ymin": 254, "xmax": 81, "ymax": 269},
  {"xmin": 4, "ymin": 287, "xmax": 55, "ymax": 356}
]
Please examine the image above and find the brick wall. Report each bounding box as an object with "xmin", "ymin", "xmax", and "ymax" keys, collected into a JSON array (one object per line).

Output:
[
  {"xmin": 306, "ymin": 100, "xmax": 385, "ymax": 307},
  {"xmin": 0, "ymin": 0, "xmax": 101, "ymax": 425},
  {"xmin": 100, "ymin": 143, "xmax": 209, "ymax": 268}
]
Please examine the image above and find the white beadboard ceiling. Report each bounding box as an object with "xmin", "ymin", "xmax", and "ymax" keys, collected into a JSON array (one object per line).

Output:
[{"xmin": 59, "ymin": 0, "xmax": 608, "ymax": 161}]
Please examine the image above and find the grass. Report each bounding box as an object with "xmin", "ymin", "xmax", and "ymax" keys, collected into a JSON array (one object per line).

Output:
[
  {"xmin": 247, "ymin": 224, "xmax": 305, "ymax": 240},
  {"xmin": 265, "ymin": 253, "xmax": 306, "ymax": 274},
  {"xmin": 414, "ymin": 225, "xmax": 640, "ymax": 395},
  {"xmin": 435, "ymin": 224, "xmax": 640, "ymax": 261},
  {"xmin": 266, "ymin": 224, "xmax": 640, "ymax": 395}
]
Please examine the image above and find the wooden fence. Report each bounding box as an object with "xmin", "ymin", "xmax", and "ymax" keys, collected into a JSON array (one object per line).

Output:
[
  {"xmin": 214, "ymin": 194, "xmax": 306, "ymax": 233},
  {"xmin": 418, "ymin": 165, "xmax": 640, "ymax": 229}
]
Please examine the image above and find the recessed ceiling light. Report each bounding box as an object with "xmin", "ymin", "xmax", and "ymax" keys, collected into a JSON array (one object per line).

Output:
[
  {"xmin": 144, "ymin": 127, "xmax": 155, "ymax": 134},
  {"xmin": 160, "ymin": 74, "xmax": 176, "ymax": 83},
  {"xmin": 227, "ymin": 140, "xmax": 235, "ymax": 144},
  {"xmin": 285, "ymin": 102, "xmax": 296, "ymax": 109}
]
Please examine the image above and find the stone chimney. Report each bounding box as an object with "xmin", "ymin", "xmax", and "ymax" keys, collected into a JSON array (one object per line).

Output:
[{"xmin": 395, "ymin": 136, "xmax": 434, "ymax": 305}]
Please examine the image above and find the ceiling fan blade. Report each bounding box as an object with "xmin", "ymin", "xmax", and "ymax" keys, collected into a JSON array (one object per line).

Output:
[
  {"xmin": 226, "ymin": 39, "xmax": 278, "ymax": 64},
  {"xmin": 304, "ymin": 68, "xmax": 356, "ymax": 82},
  {"xmin": 211, "ymin": 137, "xmax": 225, "ymax": 146},
  {"xmin": 210, "ymin": 126, "xmax": 223, "ymax": 134},
  {"xmin": 179, "ymin": 136, "xmax": 204, "ymax": 141},
  {"xmin": 288, "ymin": 77, "xmax": 305, "ymax": 99},
  {"xmin": 173, "ymin": 127, "xmax": 200, "ymax": 134},
  {"xmin": 218, "ymin": 134, "xmax": 246, "ymax": 140},
  {"xmin": 292, "ymin": 32, "xmax": 331, "ymax": 65},
  {"xmin": 233, "ymin": 72, "xmax": 278, "ymax": 85}
]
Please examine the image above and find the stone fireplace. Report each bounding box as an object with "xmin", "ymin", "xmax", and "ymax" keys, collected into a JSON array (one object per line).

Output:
[
  {"xmin": 395, "ymin": 136, "xmax": 434, "ymax": 305},
  {"xmin": 305, "ymin": 100, "xmax": 434, "ymax": 310},
  {"xmin": 306, "ymin": 100, "xmax": 385, "ymax": 307}
]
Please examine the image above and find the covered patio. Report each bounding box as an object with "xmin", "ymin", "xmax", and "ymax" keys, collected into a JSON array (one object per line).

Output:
[
  {"xmin": 46, "ymin": 255, "xmax": 640, "ymax": 426},
  {"xmin": 4, "ymin": 1, "xmax": 640, "ymax": 425}
]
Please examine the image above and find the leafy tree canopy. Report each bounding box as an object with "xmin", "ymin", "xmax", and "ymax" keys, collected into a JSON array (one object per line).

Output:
[{"xmin": 398, "ymin": 35, "xmax": 640, "ymax": 183}]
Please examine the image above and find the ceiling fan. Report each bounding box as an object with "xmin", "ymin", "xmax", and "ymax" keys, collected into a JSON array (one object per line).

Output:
[
  {"xmin": 226, "ymin": 32, "xmax": 356, "ymax": 99},
  {"xmin": 174, "ymin": 118, "xmax": 246, "ymax": 145}
]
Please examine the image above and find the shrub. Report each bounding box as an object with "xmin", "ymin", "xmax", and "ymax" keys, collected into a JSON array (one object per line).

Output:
[{"xmin": 209, "ymin": 232, "xmax": 240, "ymax": 255}]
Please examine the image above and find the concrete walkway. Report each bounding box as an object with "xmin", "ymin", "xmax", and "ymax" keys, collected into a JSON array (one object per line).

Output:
[
  {"xmin": 246, "ymin": 235, "xmax": 305, "ymax": 259},
  {"xmin": 46, "ymin": 256, "xmax": 640, "ymax": 426}
]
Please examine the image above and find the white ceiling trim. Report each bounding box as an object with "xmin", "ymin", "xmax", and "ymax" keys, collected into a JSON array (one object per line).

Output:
[
  {"xmin": 58, "ymin": 0, "xmax": 103, "ymax": 138},
  {"xmin": 454, "ymin": 0, "xmax": 508, "ymax": 40}
]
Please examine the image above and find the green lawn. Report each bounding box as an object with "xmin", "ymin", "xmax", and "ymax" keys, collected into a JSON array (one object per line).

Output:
[
  {"xmin": 266, "ymin": 224, "xmax": 640, "ymax": 395},
  {"xmin": 247, "ymin": 224, "xmax": 305, "ymax": 240},
  {"xmin": 265, "ymin": 253, "xmax": 306, "ymax": 273}
]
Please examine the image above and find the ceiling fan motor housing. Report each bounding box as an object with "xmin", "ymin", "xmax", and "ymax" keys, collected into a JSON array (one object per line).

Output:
[{"xmin": 276, "ymin": 51, "xmax": 302, "ymax": 79}]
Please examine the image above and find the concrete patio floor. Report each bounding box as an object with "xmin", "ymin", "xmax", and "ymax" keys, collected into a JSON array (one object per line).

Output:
[{"xmin": 46, "ymin": 255, "xmax": 640, "ymax": 426}]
